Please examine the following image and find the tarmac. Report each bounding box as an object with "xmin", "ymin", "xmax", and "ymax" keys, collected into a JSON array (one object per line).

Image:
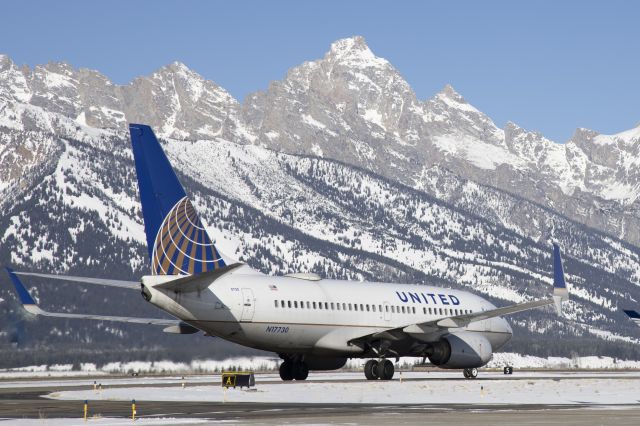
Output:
[{"xmin": 0, "ymin": 371, "xmax": 638, "ymax": 425}]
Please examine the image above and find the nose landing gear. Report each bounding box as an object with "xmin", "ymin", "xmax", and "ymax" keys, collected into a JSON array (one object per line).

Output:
[{"xmin": 364, "ymin": 359, "xmax": 394, "ymax": 380}]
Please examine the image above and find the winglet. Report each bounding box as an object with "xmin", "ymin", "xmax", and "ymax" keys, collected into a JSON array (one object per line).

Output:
[
  {"xmin": 5, "ymin": 267, "xmax": 41, "ymax": 315},
  {"xmin": 623, "ymin": 309, "xmax": 640, "ymax": 326},
  {"xmin": 552, "ymin": 244, "xmax": 569, "ymax": 316}
]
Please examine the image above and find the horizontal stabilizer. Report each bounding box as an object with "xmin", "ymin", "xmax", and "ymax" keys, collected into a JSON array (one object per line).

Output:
[
  {"xmin": 152, "ymin": 263, "xmax": 243, "ymax": 293},
  {"xmin": 13, "ymin": 271, "xmax": 139, "ymax": 290},
  {"xmin": 4, "ymin": 267, "xmax": 185, "ymax": 328}
]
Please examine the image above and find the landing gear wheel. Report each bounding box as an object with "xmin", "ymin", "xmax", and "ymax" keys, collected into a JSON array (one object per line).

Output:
[
  {"xmin": 380, "ymin": 359, "xmax": 395, "ymax": 380},
  {"xmin": 463, "ymin": 368, "xmax": 478, "ymax": 379},
  {"xmin": 293, "ymin": 362, "xmax": 309, "ymax": 380},
  {"xmin": 279, "ymin": 361, "xmax": 294, "ymax": 381},
  {"xmin": 364, "ymin": 360, "xmax": 379, "ymax": 380}
]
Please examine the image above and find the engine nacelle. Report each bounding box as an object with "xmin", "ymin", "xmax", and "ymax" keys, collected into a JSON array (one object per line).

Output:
[
  {"xmin": 428, "ymin": 332, "xmax": 492, "ymax": 369},
  {"xmin": 304, "ymin": 356, "xmax": 347, "ymax": 371}
]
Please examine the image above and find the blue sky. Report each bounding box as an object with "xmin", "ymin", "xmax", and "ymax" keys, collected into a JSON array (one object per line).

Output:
[{"xmin": 1, "ymin": 0, "xmax": 638, "ymax": 142}]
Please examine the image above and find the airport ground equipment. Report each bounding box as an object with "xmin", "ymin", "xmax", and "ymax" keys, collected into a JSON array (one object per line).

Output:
[{"xmin": 222, "ymin": 372, "xmax": 255, "ymax": 389}]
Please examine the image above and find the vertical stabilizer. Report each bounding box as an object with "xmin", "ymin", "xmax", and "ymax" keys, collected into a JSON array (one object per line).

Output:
[
  {"xmin": 552, "ymin": 243, "xmax": 569, "ymax": 315},
  {"xmin": 129, "ymin": 124, "xmax": 226, "ymax": 275}
]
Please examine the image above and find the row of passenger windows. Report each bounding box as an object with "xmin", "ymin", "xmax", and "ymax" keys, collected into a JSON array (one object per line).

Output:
[{"xmin": 273, "ymin": 300, "xmax": 473, "ymax": 316}]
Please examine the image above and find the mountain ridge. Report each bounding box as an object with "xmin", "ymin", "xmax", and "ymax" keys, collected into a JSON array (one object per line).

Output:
[{"xmin": 1, "ymin": 37, "xmax": 639, "ymax": 364}]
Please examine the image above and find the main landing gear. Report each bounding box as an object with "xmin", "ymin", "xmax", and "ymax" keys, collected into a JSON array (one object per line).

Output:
[
  {"xmin": 364, "ymin": 359, "xmax": 394, "ymax": 380},
  {"xmin": 279, "ymin": 359, "xmax": 309, "ymax": 381},
  {"xmin": 463, "ymin": 368, "xmax": 478, "ymax": 379}
]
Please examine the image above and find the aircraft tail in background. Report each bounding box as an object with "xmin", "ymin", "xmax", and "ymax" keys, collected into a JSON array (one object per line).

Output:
[{"xmin": 129, "ymin": 124, "xmax": 226, "ymax": 276}]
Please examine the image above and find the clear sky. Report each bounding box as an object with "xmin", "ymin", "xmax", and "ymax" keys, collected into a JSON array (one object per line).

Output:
[{"xmin": 1, "ymin": 0, "xmax": 638, "ymax": 142}]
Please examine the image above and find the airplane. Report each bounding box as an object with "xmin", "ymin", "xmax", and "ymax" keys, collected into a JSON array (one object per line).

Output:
[
  {"xmin": 4, "ymin": 123, "xmax": 571, "ymax": 381},
  {"xmin": 624, "ymin": 310, "xmax": 640, "ymax": 327}
]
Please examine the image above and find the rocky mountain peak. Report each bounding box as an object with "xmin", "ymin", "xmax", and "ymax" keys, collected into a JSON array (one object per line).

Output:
[
  {"xmin": 438, "ymin": 84, "xmax": 465, "ymax": 102},
  {"xmin": 325, "ymin": 36, "xmax": 388, "ymax": 69},
  {"xmin": 569, "ymin": 127, "xmax": 600, "ymax": 147},
  {"xmin": 0, "ymin": 54, "xmax": 13, "ymax": 69}
]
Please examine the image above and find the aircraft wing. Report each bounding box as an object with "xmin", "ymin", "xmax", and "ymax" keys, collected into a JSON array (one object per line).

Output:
[
  {"xmin": 350, "ymin": 243, "xmax": 570, "ymax": 347},
  {"xmin": 12, "ymin": 271, "xmax": 139, "ymax": 290},
  {"xmin": 5, "ymin": 268, "xmax": 196, "ymax": 332},
  {"xmin": 624, "ymin": 310, "xmax": 640, "ymax": 327}
]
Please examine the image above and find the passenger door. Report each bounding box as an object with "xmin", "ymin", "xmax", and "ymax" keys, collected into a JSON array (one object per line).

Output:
[
  {"xmin": 383, "ymin": 301, "xmax": 391, "ymax": 322},
  {"xmin": 240, "ymin": 288, "xmax": 255, "ymax": 322}
]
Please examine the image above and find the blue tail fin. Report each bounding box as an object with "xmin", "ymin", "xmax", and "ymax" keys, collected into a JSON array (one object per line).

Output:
[
  {"xmin": 552, "ymin": 243, "xmax": 569, "ymax": 315},
  {"xmin": 129, "ymin": 124, "xmax": 226, "ymax": 275},
  {"xmin": 6, "ymin": 267, "xmax": 37, "ymax": 306},
  {"xmin": 624, "ymin": 310, "xmax": 640, "ymax": 327}
]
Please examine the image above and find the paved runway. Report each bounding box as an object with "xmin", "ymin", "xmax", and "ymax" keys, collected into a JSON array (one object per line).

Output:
[{"xmin": 1, "ymin": 372, "xmax": 639, "ymax": 425}]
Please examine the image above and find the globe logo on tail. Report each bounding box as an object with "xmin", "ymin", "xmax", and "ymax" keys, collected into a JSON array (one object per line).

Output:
[{"xmin": 151, "ymin": 197, "xmax": 225, "ymax": 275}]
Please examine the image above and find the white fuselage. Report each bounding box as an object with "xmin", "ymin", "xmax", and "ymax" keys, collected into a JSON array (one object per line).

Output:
[{"xmin": 142, "ymin": 266, "xmax": 512, "ymax": 357}]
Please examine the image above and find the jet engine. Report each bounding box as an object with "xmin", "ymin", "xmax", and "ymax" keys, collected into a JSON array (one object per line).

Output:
[{"xmin": 427, "ymin": 332, "xmax": 492, "ymax": 368}]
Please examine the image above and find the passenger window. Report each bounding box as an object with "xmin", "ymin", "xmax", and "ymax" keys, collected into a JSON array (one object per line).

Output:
[
  {"xmin": 274, "ymin": 300, "xmax": 278, "ymax": 308},
  {"xmin": 439, "ymin": 308, "xmax": 443, "ymax": 315},
  {"xmin": 391, "ymin": 306, "xmax": 395, "ymax": 313},
  {"xmin": 312, "ymin": 302, "xmax": 317, "ymax": 309},
  {"xmin": 306, "ymin": 301, "xmax": 310, "ymax": 309},
  {"xmin": 360, "ymin": 304, "xmax": 364, "ymax": 311},
  {"xmin": 366, "ymin": 305, "xmax": 370, "ymax": 312},
  {"xmin": 331, "ymin": 302, "xmax": 335, "ymax": 310},
  {"xmin": 325, "ymin": 302, "xmax": 329, "ymax": 310},
  {"xmin": 379, "ymin": 305, "xmax": 382, "ymax": 312},
  {"xmin": 412, "ymin": 307, "xmax": 416, "ymax": 314},
  {"xmin": 343, "ymin": 303, "xmax": 346, "ymax": 310},
  {"xmin": 318, "ymin": 302, "xmax": 322, "ymax": 310},
  {"xmin": 372, "ymin": 305, "xmax": 376, "ymax": 313},
  {"xmin": 288, "ymin": 301, "xmax": 292, "ymax": 308},
  {"xmin": 385, "ymin": 305, "xmax": 389, "ymax": 312},
  {"xmin": 349, "ymin": 303, "xmax": 352, "ymax": 310},
  {"xmin": 354, "ymin": 304, "xmax": 358, "ymax": 311},
  {"xmin": 401, "ymin": 306, "xmax": 405, "ymax": 314},
  {"xmin": 337, "ymin": 303, "xmax": 341, "ymax": 311},
  {"xmin": 294, "ymin": 301, "xmax": 298, "ymax": 308}
]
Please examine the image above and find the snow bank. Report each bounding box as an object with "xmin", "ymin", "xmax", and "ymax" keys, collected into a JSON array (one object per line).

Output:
[
  {"xmin": 48, "ymin": 371, "xmax": 640, "ymax": 406},
  {"xmin": 487, "ymin": 352, "xmax": 640, "ymax": 370},
  {"xmin": 2, "ymin": 353, "xmax": 638, "ymax": 379}
]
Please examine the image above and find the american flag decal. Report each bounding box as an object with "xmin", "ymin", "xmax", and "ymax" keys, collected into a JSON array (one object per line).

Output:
[{"xmin": 269, "ymin": 284, "xmax": 278, "ymax": 291}]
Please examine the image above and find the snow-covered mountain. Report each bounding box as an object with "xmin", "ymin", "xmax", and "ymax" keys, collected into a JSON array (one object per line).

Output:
[{"xmin": 1, "ymin": 37, "xmax": 639, "ymax": 364}]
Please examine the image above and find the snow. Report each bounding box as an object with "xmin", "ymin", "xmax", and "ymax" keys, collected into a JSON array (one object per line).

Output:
[
  {"xmin": 433, "ymin": 134, "xmax": 525, "ymax": 171},
  {"xmin": 328, "ymin": 36, "xmax": 389, "ymax": 69},
  {"xmin": 75, "ymin": 111, "xmax": 87, "ymax": 126},
  {"xmin": 301, "ymin": 114, "xmax": 326, "ymax": 130},
  {"xmin": 489, "ymin": 352, "xmax": 640, "ymax": 369},
  {"xmin": 436, "ymin": 90, "xmax": 480, "ymax": 114},
  {"xmin": 310, "ymin": 143, "xmax": 324, "ymax": 157},
  {"xmin": 362, "ymin": 108, "xmax": 385, "ymax": 130},
  {"xmin": 0, "ymin": 357, "xmax": 276, "ymax": 379},
  {"xmin": 47, "ymin": 370, "xmax": 640, "ymax": 406}
]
